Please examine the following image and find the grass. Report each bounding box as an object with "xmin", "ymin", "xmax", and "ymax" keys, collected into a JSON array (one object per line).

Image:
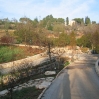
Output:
[
  {"xmin": 0, "ymin": 45, "xmax": 23, "ymax": 63},
  {"xmin": 0, "ymin": 45, "xmax": 44, "ymax": 64},
  {"xmin": 0, "ymin": 86, "xmax": 43, "ymax": 99},
  {"xmin": 64, "ymin": 61, "xmax": 70, "ymax": 67},
  {"xmin": 0, "ymin": 61, "xmax": 70, "ymax": 99}
]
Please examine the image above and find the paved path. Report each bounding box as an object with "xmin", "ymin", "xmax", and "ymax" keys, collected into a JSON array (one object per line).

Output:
[{"xmin": 41, "ymin": 54, "xmax": 99, "ymax": 99}]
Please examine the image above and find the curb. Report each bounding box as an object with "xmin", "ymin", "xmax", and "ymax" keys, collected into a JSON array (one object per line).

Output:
[
  {"xmin": 37, "ymin": 87, "xmax": 48, "ymax": 99},
  {"xmin": 37, "ymin": 77, "xmax": 56, "ymax": 99}
]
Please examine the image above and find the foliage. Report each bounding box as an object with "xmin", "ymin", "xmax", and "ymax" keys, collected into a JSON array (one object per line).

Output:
[
  {"xmin": 80, "ymin": 47, "xmax": 89, "ymax": 53},
  {"xmin": 1, "ymin": 87, "xmax": 43, "ymax": 99},
  {"xmin": 92, "ymin": 31, "xmax": 99, "ymax": 53},
  {"xmin": 92, "ymin": 21, "xmax": 96, "ymax": 24},
  {"xmin": 33, "ymin": 17, "xmax": 39, "ymax": 28},
  {"xmin": 52, "ymin": 33, "xmax": 70, "ymax": 47},
  {"xmin": 57, "ymin": 18, "xmax": 65, "ymax": 23},
  {"xmin": 0, "ymin": 45, "xmax": 43, "ymax": 63},
  {"xmin": 64, "ymin": 61, "xmax": 70, "ymax": 67},
  {"xmin": 53, "ymin": 24, "xmax": 65, "ymax": 33},
  {"xmin": 0, "ymin": 45, "xmax": 23, "ymax": 63},
  {"xmin": 0, "ymin": 35, "xmax": 14, "ymax": 44},
  {"xmin": 41, "ymin": 15, "xmax": 65, "ymax": 29},
  {"xmin": 76, "ymin": 34, "xmax": 91, "ymax": 48},
  {"xmin": 85, "ymin": 16, "xmax": 91, "ymax": 25},
  {"xmin": 69, "ymin": 31, "xmax": 76, "ymax": 48},
  {"xmin": 14, "ymin": 21, "xmax": 34, "ymax": 44},
  {"xmin": 73, "ymin": 18, "xmax": 84, "ymax": 25},
  {"xmin": 66, "ymin": 17, "xmax": 69, "ymax": 25},
  {"xmin": 58, "ymin": 33, "xmax": 70, "ymax": 46}
]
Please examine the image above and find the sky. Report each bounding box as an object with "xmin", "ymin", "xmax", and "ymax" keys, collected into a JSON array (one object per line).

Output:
[{"xmin": 0, "ymin": 0, "xmax": 99, "ymax": 22}]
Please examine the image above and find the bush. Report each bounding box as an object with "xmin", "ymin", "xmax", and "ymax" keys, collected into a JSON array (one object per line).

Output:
[
  {"xmin": 1, "ymin": 87, "xmax": 43, "ymax": 99},
  {"xmin": 0, "ymin": 45, "xmax": 23, "ymax": 63},
  {"xmin": 80, "ymin": 47, "xmax": 89, "ymax": 53}
]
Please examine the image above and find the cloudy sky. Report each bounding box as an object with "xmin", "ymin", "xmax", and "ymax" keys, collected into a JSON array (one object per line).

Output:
[{"xmin": 0, "ymin": 0, "xmax": 99, "ymax": 22}]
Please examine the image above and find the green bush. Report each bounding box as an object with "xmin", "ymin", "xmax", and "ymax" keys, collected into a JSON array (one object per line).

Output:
[
  {"xmin": 1, "ymin": 87, "xmax": 42, "ymax": 99},
  {"xmin": 0, "ymin": 46, "xmax": 23, "ymax": 63},
  {"xmin": 64, "ymin": 61, "xmax": 69, "ymax": 67},
  {"xmin": 80, "ymin": 47, "xmax": 89, "ymax": 53}
]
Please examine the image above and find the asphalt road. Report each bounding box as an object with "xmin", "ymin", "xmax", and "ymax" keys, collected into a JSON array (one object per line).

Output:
[{"xmin": 41, "ymin": 54, "xmax": 99, "ymax": 99}]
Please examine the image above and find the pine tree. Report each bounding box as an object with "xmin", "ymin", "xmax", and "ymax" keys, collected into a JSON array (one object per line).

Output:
[
  {"xmin": 85, "ymin": 16, "xmax": 91, "ymax": 25},
  {"xmin": 66, "ymin": 17, "xmax": 69, "ymax": 25}
]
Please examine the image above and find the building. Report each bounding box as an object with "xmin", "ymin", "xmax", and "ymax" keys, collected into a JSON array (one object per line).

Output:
[{"xmin": 69, "ymin": 20, "xmax": 76, "ymax": 26}]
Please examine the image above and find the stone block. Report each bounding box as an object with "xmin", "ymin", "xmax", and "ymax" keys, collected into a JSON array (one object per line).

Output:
[{"xmin": 45, "ymin": 71, "xmax": 56, "ymax": 75}]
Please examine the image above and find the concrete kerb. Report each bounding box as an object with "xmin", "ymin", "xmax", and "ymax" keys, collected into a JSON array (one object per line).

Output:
[
  {"xmin": 56, "ymin": 61, "xmax": 75, "ymax": 78},
  {"xmin": 37, "ymin": 74, "xmax": 56, "ymax": 99}
]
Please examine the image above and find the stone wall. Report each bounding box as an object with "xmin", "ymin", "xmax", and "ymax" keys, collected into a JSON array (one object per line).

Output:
[
  {"xmin": 0, "ymin": 52, "xmax": 47, "ymax": 74},
  {"xmin": 95, "ymin": 59, "xmax": 99, "ymax": 76}
]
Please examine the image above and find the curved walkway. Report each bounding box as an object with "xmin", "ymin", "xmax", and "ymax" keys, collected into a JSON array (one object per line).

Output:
[{"xmin": 41, "ymin": 54, "xmax": 99, "ymax": 99}]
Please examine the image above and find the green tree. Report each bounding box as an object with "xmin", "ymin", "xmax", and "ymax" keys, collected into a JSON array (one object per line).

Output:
[
  {"xmin": 3, "ymin": 18, "xmax": 10, "ymax": 34},
  {"xmin": 92, "ymin": 21, "xmax": 96, "ymax": 24},
  {"xmin": 15, "ymin": 17, "xmax": 34, "ymax": 44},
  {"xmin": 53, "ymin": 24, "xmax": 65, "ymax": 33},
  {"xmin": 69, "ymin": 31, "xmax": 76, "ymax": 49},
  {"xmin": 57, "ymin": 18, "xmax": 65, "ymax": 24},
  {"xmin": 76, "ymin": 34, "xmax": 91, "ymax": 48},
  {"xmin": 73, "ymin": 18, "xmax": 84, "ymax": 25},
  {"xmin": 33, "ymin": 17, "xmax": 39, "ymax": 28},
  {"xmin": 92, "ymin": 31, "xmax": 99, "ymax": 53},
  {"xmin": 85, "ymin": 16, "xmax": 91, "ymax": 25},
  {"xmin": 58, "ymin": 33, "xmax": 70, "ymax": 46},
  {"xmin": 66, "ymin": 17, "xmax": 69, "ymax": 25}
]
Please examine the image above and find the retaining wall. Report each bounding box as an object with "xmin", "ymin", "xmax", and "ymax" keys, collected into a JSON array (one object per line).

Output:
[{"xmin": 0, "ymin": 52, "xmax": 47, "ymax": 74}]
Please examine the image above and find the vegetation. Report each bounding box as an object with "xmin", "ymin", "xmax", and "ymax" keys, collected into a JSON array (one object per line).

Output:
[
  {"xmin": 0, "ymin": 14, "xmax": 99, "ymax": 54},
  {"xmin": 0, "ymin": 14, "xmax": 99, "ymax": 99},
  {"xmin": 73, "ymin": 18, "xmax": 84, "ymax": 25},
  {"xmin": 0, "ymin": 87, "xmax": 43, "ymax": 99},
  {"xmin": 85, "ymin": 16, "xmax": 91, "ymax": 25},
  {"xmin": 0, "ymin": 58, "xmax": 69, "ymax": 99},
  {"xmin": 66, "ymin": 17, "xmax": 69, "ymax": 25},
  {"xmin": 0, "ymin": 45, "xmax": 44, "ymax": 63},
  {"xmin": 0, "ymin": 15, "xmax": 99, "ymax": 51}
]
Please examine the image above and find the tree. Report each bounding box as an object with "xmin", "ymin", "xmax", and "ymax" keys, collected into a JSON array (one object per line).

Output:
[
  {"xmin": 69, "ymin": 31, "xmax": 76, "ymax": 49},
  {"xmin": 3, "ymin": 18, "xmax": 10, "ymax": 34},
  {"xmin": 76, "ymin": 34, "xmax": 91, "ymax": 48},
  {"xmin": 57, "ymin": 33, "xmax": 70, "ymax": 46},
  {"xmin": 15, "ymin": 18, "xmax": 34, "ymax": 44},
  {"xmin": 73, "ymin": 18, "xmax": 84, "ymax": 25},
  {"xmin": 85, "ymin": 16, "xmax": 91, "ymax": 25},
  {"xmin": 92, "ymin": 21, "xmax": 96, "ymax": 24},
  {"xmin": 0, "ymin": 35, "xmax": 14, "ymax": 44},
  {"xmin": 33, "ymin": 17, "xmax": 39, "ymax": 28},
  {"xmin": 57, "ymin": 18, "xmax": 65, "ymax": 24},
  {"xmin": 53, "ymin": 24, "xmax": 65, "ymax": 33},
  {"xmin": 92, "ymin": 31, "xmax": 99, "ymax": 53},
  {"xmin": 66, "ymin": 17, "xmax": 69, "ymax": 25}
]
